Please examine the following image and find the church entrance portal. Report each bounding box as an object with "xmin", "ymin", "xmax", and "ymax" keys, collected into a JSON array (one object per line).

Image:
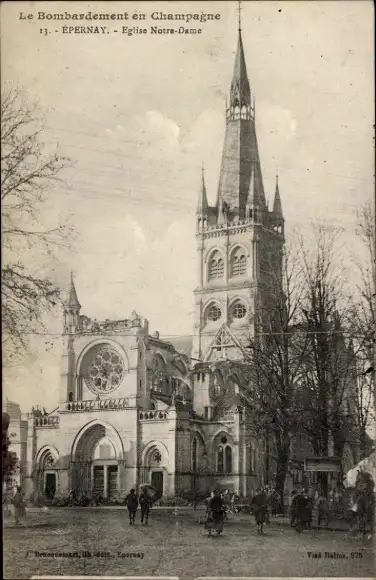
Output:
[
  {"xmin": 45, "ymin": 473, "xmax": 56, "ymax": 499},
  {"xmin": 92, "ymin": 465, "xmax": 118, "ymax": 498},
  {"xmin": 37, "ymin": 449, "xmax": 58, "ymax": 500},
  {"xmin": 72, "ymin": 423, "xmax": 120, "ymax": 499},
  {"xmin": 151, "ymin": 471, "xmax": 164, "ymax": 497}
]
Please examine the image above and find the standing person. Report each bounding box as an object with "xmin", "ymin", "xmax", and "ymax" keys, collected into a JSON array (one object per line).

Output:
[
  {"xmin": 12, "ymin": 486, "xmax": 25, "ymax": 526},
  {"xmin": 206, "ymin": 489, "xmax": 225, "ymax": 536},
  {"xmin": 125, "ymin": 489, "xmax": 138, "ymax": 525},
  {"xmin": 291, "ymin": 488, "xmax": 309, "ymax": 533},
  {"xmin": 251, "ymin": 488, "xmax": 268, "ymax": 534},
  {"xmin": 139, "ymin": 487, "xmax": 152, "ymax": 525}
]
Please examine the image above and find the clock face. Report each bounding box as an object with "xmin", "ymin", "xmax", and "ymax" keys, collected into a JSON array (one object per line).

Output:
[{"xmin": 83, "ymin": 344, "xmax": 125, "ymax": 394}]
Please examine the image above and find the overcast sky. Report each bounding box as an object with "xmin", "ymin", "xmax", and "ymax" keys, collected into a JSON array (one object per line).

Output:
[{"xmin": 1, "ymin": 0, "xmax": 374, "ymax": 412}]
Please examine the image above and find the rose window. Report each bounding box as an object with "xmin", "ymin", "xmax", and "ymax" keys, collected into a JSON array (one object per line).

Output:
[
  {"xmin": 84, "ymin": 345, "xmax": 125, "ymax": 393},
  {"xmin": 207, "ymin": 304, "xmax": 221, "ymax": 322},
  {"xmin": 45, "ymin": 454, "xmax": 55, "ymax": 467},
  {"xmin": 153, "ymin": 451, "xmax": 162, "ymax": 463},
  {"xmin": 232, "ymin": 302, "xmax": 247, "ymax": 319}
]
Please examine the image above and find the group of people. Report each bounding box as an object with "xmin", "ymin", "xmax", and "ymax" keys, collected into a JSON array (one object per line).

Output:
[
  {"xmin": 124, "ymin": 487, "xmax": 153, "ymax": 525},
  {"xmin": 68, "ymin": 489, "xmax": 91, "ymax": 506},
  {"xmin": 348, "ymin": 471, "xmax": 375, "ymax": 539},
  {"xmin": 203, "ymin": 487, "xmax": 277, "ymax": 536},
  {"xmin": 203, "ymin": 481, "xmax": 374, "ymax": 539}
]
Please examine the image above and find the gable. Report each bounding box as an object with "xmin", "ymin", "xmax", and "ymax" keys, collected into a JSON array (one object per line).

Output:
[{"xmin": 204, "ymin": 324, "xmax": 244, "ymax": 362}]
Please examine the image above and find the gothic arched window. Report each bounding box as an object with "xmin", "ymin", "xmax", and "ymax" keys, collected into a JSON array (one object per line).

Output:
[
  {"xmin": 217, "ymin": 445, "xmax": 224, "ymax": 473},
  {"xmin": 230, "ymin": 249, "xmax": 246, "ymax": 277},
  {"xmin": 225, "ymin": 446, "xmax": 233, "ymax": 474},
  {"xmin": 208, "ymin": 251, "xmax": 224, "ymax": 281},
  {"xmin": 216, "ymin": 443, "xmax": 232, "ymax": 474},
  {"xmin": 192, "ymin": 438, "xmax": 198, "ymax": 472},
  {"xmin": 151, "ymin": 354, "xmax": 167, "ymax": 393}
]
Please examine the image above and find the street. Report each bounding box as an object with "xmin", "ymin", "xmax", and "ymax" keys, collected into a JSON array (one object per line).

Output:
[{"xmin": 3, "ymin": 508, "xmax": 374, "ymax": 579}]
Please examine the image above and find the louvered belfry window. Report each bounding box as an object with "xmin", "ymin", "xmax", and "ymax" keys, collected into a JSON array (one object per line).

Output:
[
  {"xmin": 231, "ymin": 252, "xmax": 246, "ymax": 277},
  {"xmin": 209, "ymin": 251, "xmax": 224, "ymax": 280}
]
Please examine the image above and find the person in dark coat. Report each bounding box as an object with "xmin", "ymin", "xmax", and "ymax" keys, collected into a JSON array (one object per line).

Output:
[
  {"xmin": 125, "ymin": 489, "xmax": 138, "ymax": 524},
  {"xmin": 291, "ymin": 489, "xmax": 309, "ymax": 533},
  {"xmin": 251, "ymin": 488, "xmax": 268, "ymax": 534},
  {"xmin": 206, "ymin": 489, "xmax": 225, "ymax": 536},
  {"xmin": 139, "ymin": 487, "xmax": 152, "ymax": 525}
]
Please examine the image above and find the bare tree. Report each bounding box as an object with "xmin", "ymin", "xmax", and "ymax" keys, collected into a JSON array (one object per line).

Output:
[
  {"xmin": 349, "ymin": 202, "xmax": 376, "ymax": 453},
  {"xmin": 1, "ymin": 86, "xmax": 72, "ymax": 359},
  {"xmin": 242, "ymin": 242, "xmax": 309, "ymax": 502},
  {"xmin": 298, "ymin": 226, "xmax": 355, "ymax": 494}
]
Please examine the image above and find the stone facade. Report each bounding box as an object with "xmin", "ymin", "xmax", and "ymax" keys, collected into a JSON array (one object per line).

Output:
[{"xmin": 6, "ymin": 27, "xmax": 360, "ymax": 502}]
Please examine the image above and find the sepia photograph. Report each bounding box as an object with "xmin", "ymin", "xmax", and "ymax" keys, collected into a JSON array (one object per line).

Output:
[{"xmin": 1, "ymin": 1, "xmax": 375, "ymax": 579}]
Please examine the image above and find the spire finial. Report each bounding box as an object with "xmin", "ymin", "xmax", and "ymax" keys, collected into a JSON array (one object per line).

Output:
[
  {"xmin": 68, "ymin": 271, "xmax": 81, "ymax": 309},
  {"xmin": 238, "ymin": 0, "xmax": 242, "ymax": 31}
]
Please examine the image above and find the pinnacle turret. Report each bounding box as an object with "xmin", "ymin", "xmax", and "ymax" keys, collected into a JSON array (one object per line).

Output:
[
  {"xmin": 196, "ymin": 166, "xmax": 209, "ymax": 214},
  {"xmin": 272, "ymin": 175, "xmax": 283, "ymax": 220},
  {"xmin": 68, "ymin": 272, "xmax": 81, "ymax": 309},
  {"xmin": 245, "ymin": 162, "xmax": 261, "ymax": 221},
  {"xmin": 246, "ymin": 162, "xmax": 256, "ymax": 206}
]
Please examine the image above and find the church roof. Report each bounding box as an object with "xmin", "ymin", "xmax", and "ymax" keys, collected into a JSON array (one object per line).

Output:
[{"xmin": 168, "ymin": 336, "xmax": 193, "ymax": 359}]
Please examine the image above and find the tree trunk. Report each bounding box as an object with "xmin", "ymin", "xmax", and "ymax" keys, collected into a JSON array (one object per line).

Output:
[{"xmin": 274, "ymin": 435, "xmax": 290, "ymax": 514}]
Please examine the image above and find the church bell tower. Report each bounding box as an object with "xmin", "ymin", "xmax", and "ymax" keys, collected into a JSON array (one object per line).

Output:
[{"xmin": 192, "ymin": 17, "xmax": 285, "ymax": 363}]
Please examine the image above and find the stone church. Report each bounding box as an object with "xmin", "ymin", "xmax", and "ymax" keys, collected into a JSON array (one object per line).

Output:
[{"xmin": 6, "ymin": 25, "xmax": 359, "ymax": 502}]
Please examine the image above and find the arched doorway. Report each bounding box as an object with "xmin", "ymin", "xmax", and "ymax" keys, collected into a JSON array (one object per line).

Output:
[
  {"xmin": 141, "ymin": 443, "xmax": 168, "ymax": 497},
  {"xmin": 71, "ymin": 421, "xmax": 123, "ymax": 499},
  {"xmin": 37, "ymin": 448, "xmax": 59, "ymax": 500}
]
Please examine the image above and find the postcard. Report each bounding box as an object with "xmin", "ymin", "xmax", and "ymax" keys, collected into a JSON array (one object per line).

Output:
[{"xmin": 2, "ymin": 1, "xmax": 375, "ymax": 580}]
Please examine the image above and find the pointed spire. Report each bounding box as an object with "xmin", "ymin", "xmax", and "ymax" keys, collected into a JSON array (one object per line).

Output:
[
  {"xmin": 230, "ymin": 27, "xmax": 250, "ymax": 108},
  {"xmin": 196, "ymin": 165, "xmax": 209, "ymax": 214},
  {"xmin": 216, "ymin": 3, "xmax": 266, "ymax": 216},
  {"xmin": 272, "ymin": 174, "xmax": 283, "ymax": 219},
  {"xmin": 68, "ymin": 272, "xmax": 81, "ymax": 309}
]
